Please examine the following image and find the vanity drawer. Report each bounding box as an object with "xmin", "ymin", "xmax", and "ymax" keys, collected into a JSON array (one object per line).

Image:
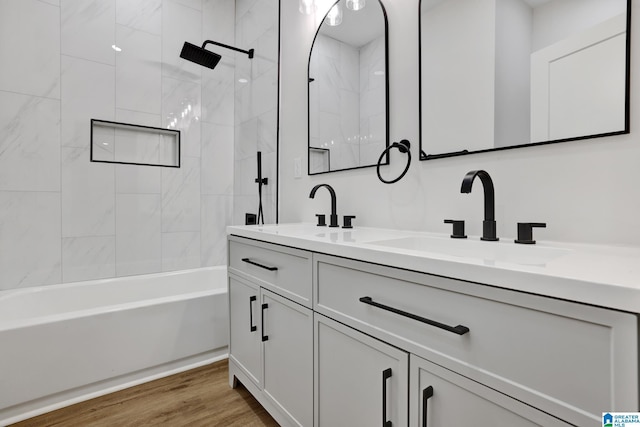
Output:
[
  {"xmin": 229, "ymin": 236, "xmax": 312, "ymax": 307},
  {"xmin": 314, "ymin": 254, "xmax": 638, "ymax": 427}
]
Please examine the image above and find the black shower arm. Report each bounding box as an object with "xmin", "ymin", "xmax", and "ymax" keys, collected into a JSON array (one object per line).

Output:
[{"xmin": 201, "ymin": 40, "xmax": 254, "ymax": 58}]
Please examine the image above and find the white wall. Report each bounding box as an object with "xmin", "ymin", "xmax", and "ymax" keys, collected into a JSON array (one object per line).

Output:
[
  {"xmin": 420, "ymin": 0, "xmax": 496, "ymax": 154},
  {"xmin": 233, "ymin": 0, "xmax": 279, "ymax": 225},
  {"xmin": 309, "ymin": 34, "xmax": 361, "ymax": 171},
  {"xmin": 359, "ymin": 36, "xmax": 387, "ymax": 166},
  {"xmin": 279, "ymin": 0, "xmax": 640, "ymax": 247},
  {"xmin": 309, "ymin": 32, "xmax": 385, "ymax": 172},
  {"xmin": 532, "ymin": 0, "xmax": 627, "ymax": 51},
  {"xmin": 494, "ymin": 0, "xmax": 531, "ymax": 148},
  {"xmin": 0, "ymin": 0, "xmax": 236, "ymax": 290}
]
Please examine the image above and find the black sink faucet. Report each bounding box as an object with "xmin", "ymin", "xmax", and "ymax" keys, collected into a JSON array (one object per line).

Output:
[
  {"xmin": 460, "ymin": 170, "xmax": 498, "ymax": 241},
  {"xmin": 309, "ymin": 184, "xmax": 339, "ymax": 227}
]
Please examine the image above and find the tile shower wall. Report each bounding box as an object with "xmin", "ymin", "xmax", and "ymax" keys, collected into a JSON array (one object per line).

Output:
[
  {"xmin": 359, "ymin": 36, "xmax": 386, "ymax": 166},
  {"xmin": 0, "ymin": 0, "xmax": 236, "ymax": 290},
  {"xmin": 309, "ymin": 34, "xmax": 385, "ymax": 172},
  {"xmin": 309, "ymin": 34, "xmax": 360, "ymax": 172},
  {"xmin": 233, "ymin": 0, "xmax": 279, "ymax": 224}
]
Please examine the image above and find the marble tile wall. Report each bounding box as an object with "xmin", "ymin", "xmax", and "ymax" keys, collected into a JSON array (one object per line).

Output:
[
  {"xmin": 309, "ymin": 34, "xmax": 360, "ymax": 171},
  {"xmin": 308, "ymin": 34, "xmax": 386, "ymax": 172},
  {"xmin": 0, "ymin": 0, "xmax": 244, "ymax": 290},
  {"xmin": 233, "ymin": 0, "xmax": 279, "ymax": 225},
  {"xmin": 359, "ymin": 35, "xmax": 386, "ymax": 166}
]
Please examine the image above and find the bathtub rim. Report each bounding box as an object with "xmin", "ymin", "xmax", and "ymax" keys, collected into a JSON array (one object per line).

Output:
[{"xmin": 0, "ymin": 266, "xmax": 228, "ymax": 332}]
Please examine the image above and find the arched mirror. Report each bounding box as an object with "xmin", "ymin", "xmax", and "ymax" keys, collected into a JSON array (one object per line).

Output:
[
  {"xmin": 419, "ymin": 0, "xmax": 631, "ymax": 160},
  {"xmin": 308, "ymin": 0, "xmax": 389, "ymax": 174}
]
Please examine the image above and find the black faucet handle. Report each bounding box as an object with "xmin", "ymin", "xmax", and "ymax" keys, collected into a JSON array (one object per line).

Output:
[
  {"xmin": 315, "ymin": 214, "xmax": 326, "ymax": 227},
  {"xmin": 342, "ymin": 215, "xmax": 356, "ymax": 229},
  {"xmin": 515, "ymin": 222, "xmax": 546, "ymax": 244},
  {"xmin": 444, "ymin": 219, "xmax": 467, "ymax": 239}
]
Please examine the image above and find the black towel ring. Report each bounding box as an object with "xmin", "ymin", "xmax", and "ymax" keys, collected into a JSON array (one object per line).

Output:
[{"xmin": 376, "ymin": 140, "xmax": 411, "ymax": 184}]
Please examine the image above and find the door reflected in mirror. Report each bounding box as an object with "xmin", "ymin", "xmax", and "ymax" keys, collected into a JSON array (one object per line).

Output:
[
  {"xmin": 308, "ymin": 0, "xmax": 388, "ymax": 174},
  {"xmin": 419, "ymin": 0, "xmax": 630, "ymax": 160}
]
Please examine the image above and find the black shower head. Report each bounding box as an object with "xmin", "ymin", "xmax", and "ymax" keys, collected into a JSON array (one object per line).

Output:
[{"xmin": 180, "ymin": 42, "xmax": 222, "ymax": 70}]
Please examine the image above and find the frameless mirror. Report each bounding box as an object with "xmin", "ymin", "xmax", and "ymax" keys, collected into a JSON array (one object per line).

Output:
[
  {"xmin": 308, "ymin": 0, "xmax": 389, "ymax": 174},
  {"xmin": 419, "ymin": 0, "xmax": 630, "ymax": 160}
]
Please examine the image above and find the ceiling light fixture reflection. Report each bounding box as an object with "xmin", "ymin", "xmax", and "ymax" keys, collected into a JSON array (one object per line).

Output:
[
  {"xmin": 111, "ymin": 44, "xmax": 122, "ymax": 52},
  {"xmin": 325, "ymin": 4, "xmax": 343, "ymax": 26},
  {"xmin": 299, "ymin": 0, "xmax": 316, "ymax": 14},
  {"xmin": 346, "ymin": 0, "xmax": 365, "ymax": 11}
]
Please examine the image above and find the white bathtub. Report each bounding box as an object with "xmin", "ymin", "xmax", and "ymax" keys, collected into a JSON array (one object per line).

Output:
[{"xmin": 0, "ymin": 266, "xmax": 229, "ymax": 426}]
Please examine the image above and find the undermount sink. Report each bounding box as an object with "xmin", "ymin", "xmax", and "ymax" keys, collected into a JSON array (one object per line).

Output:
[{"xmin": 365, "ymin": 236, "xmax": 570, "ymax": 266}]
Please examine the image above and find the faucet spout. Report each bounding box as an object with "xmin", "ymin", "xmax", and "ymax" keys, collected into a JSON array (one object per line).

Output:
[
  {"xmin": 310, "ymin": 184, "xmax": 338, "ymax": 227},
  {"xmin": 460, "ymin": 170, "xmax": 498, "ymax": 241}
]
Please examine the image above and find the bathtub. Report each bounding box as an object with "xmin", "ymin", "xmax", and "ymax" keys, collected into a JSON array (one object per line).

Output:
[{"xmin": 0, "ymin": 266, "xmax": 228, "ymax": 426}]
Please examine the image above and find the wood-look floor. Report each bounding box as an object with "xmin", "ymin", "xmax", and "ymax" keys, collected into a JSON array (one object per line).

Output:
[{"xmin": 11, "ymin": 359, "xmax": 279, "ymax": 427}]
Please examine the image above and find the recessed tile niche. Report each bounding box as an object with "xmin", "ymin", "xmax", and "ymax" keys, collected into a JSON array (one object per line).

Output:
[{"xmin": 90, "ymin": 119, "xmax": 180, "ymax": 168}]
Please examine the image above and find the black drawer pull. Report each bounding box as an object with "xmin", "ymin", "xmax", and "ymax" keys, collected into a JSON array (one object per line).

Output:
[
  {"xmin": 359, "ymin": 296, "xmax": 470, "ymax": 335},
  {"xmin": 249, "ymin": 296, "xmax": 257, "ymax": 332},
  {"xmin": 382, "ymin": 368, "xmax": 392, "ymax": 427},
  {"xmin": 242, "ymin": 258, "xmax": 278, "ymax": 271},
  {"xmin": 422, "ymin": 386, "xmax": 433, "ymax": 427},
  {"xmin": 261, "ymin": 303, "xmax": 269, "ymax": 342}
]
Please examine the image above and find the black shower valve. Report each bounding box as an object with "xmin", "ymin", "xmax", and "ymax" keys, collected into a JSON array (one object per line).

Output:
[
  {"xmin": 315, "ymin": 214, "xmax": 326, "ymax": 227},
  {"xmin": 444, "ymin": 219, "xmax": 467, "ymax": 239},
  {"xmin": 342, "ymin": 215, "xmax": 356, "ymax": 229}
]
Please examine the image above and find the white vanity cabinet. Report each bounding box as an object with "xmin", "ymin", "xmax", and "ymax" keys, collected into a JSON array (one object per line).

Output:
[
  {"xmin": 228, "ymin": 275, "xmax": 262, "ymax": 387},
  {"xmin": 410, "ymin": 355, "xmax": 570, "ymax": 426},
  {"xmin": 313, "ymin": 253, "xmax": 638, "ymax": 427},
  {"xmin": 314, "ymin": 314, "xmax": 408, "ymax": 427},
  {"xmin": 228, "ymin": 237, "xmax": 313, "ymax": 427},
  {"xmin": 228, "ymin": 230, "xmax": 639, "ymax": 427}
]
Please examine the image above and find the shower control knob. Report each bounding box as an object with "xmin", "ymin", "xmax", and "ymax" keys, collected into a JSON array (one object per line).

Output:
[
  {"xmin": 315, "ymin": 214, "xmax": 326, "ymax": 227},
  {"xmin": 342, "ymin": 215, "xmax": 356, "ymax": 229},
  {"xmin": 444, "ymin": 219, "xmax": 467, "ymax": 239}
]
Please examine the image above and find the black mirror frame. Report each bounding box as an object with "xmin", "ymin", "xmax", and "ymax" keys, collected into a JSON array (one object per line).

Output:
[
  {"xmin": 307, "ymin": 0, "xmax": 390, "ymax": 175},
  {"xmin": 418, "ymin": 0, "xmax": 632, "ymax": 161}
]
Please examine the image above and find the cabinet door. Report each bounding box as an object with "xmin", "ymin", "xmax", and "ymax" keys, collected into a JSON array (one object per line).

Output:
[
  {"xmin": 410, "ymin": 355, "xmax": 571, "ymax": 427},
  {"xmin": 315, "ymin": 314, "xmax": 408, "ymax": 427},
  {"xmin": 261, "ymin": 289, "xmax": 313, "ymax": 427},
  {"xmin": 228, "ymin": 275, "xmax": 262, "ymax": 387}
]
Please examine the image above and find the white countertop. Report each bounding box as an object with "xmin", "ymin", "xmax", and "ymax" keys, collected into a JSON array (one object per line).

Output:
[{"xmin": 227, "ymin": 223, "xmax": 640, "ymax": 313}]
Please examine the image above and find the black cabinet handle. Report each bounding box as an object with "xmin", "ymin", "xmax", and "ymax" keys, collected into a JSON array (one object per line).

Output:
[
  {"xmin": 422, "ymin": 386, "xmax": 434, "ymax": 427},
  {"xmin": 261, "ymin": 303, "xmax": 269, "ymax": 342},
  {"xmin": 359, "ymin": 296, "xmax": 470, "ymax": 335},
  {"xmin": 241, "ymin": 258, "xmax": 278, "ymax": 271},
  {"xmin": 249, "ymin": 296, "xmax": 257, "ymax": 332},
  {"xmin": 382, "ymin": 368, "xmax": 392, "ymax": 427}
]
